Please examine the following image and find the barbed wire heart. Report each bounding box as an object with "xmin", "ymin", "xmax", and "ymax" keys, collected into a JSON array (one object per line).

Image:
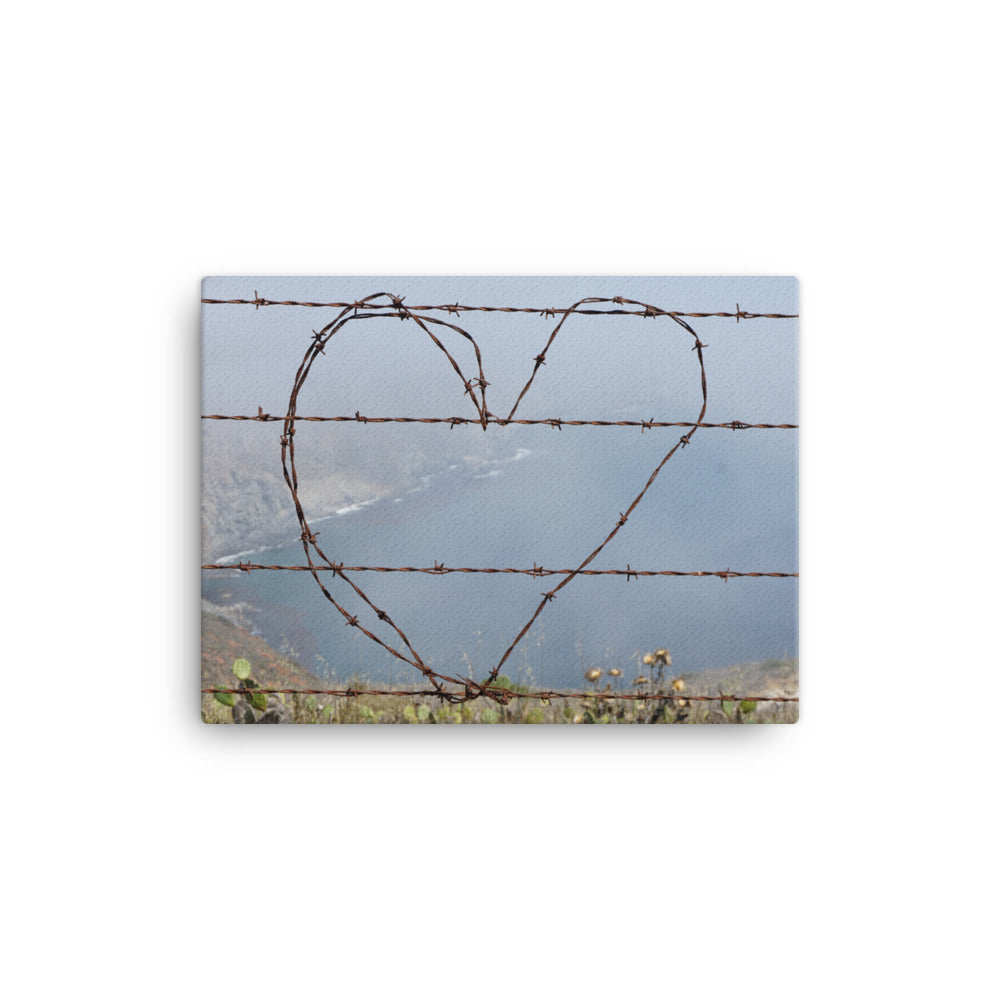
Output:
[{"xmin": 280, "ymin": 293, "xmax": 709, "ymax": 704}]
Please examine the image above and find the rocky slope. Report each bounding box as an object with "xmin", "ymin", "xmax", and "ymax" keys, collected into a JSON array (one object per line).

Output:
[
  {"xmin": 201, "ymin": 420, "xmax": 510, "ymax": 561},
  {"xmin": 201, "ymin": 606, "xmax": 319, "ymax": 690}
]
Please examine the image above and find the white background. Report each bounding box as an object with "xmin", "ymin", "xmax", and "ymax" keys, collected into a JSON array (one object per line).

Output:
[{"xmin": 4, "ymin": 2, "xmax": 995, "ymax": 997}]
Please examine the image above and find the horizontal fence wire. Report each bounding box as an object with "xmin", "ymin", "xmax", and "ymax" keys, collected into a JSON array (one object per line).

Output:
[
  {"xmin": 202, "ymin": 563, "xmax": 797, "ymax": 579},
  {"xmin": 202, "ymin": 293, "xmax": 797, "ymax": 322},
  {"xmin": 202, "ymin": 687, "xmax": 798, "ymax": 704},
  {"xmin": 201, "ymin": 293, "xmax": 798, "ymax": 707},
  {"xmin": 203, "ymin": 412, "xmax": 797, "ymax": 430}
]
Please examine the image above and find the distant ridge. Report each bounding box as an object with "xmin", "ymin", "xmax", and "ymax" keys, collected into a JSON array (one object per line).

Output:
[{"xmin": 681, "ymin": 657, "xmax": 799, "ymax": 702}]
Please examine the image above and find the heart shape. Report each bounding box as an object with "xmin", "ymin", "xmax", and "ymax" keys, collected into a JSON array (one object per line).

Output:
[{"xmin": 280, "ymin": 293, "xmax": 708, "ymax": 703}]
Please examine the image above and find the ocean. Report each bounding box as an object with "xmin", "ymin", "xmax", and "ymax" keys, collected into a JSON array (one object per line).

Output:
[{"xmin": 202, "ymin": 426, "xmax": 798, "ymax": 691}]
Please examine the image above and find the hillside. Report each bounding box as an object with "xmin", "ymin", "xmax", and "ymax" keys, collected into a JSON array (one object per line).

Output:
[
  {"xmin": 200, "ymin": 420, "xmax": 512, "ymax": 561},
  {"xmin": 201, "ymin": 615, "xmax": 798, "ymax": 724},
  {"xmin": 681, "ymin": 657, "xmax": 798, "ymax": 702},
  {"xmin": 200, "ymin": 424, "xmax": 395, "ymax": 561},
  {"xmin": 201, "ymin": 606, "xmax": 319, "ymax": 691}
]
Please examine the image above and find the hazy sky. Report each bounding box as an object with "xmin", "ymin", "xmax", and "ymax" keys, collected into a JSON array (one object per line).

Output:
[
  {"xmin": 202, "ymin": 275, "xmax": 797, "ymax": 422},
  {"xmin": 202, "ymin": 276, "xmax": 797, "ymax": 684}
]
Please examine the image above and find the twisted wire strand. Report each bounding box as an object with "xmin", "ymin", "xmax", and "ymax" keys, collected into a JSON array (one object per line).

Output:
[{"xmin": 202, "ymin": 294, "xmax": 797, "ymax": 321}]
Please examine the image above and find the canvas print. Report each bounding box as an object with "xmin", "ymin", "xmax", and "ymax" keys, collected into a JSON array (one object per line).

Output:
[{"xmin": 201, "ymin": 277, "xmax": 798, "ymax": 724}]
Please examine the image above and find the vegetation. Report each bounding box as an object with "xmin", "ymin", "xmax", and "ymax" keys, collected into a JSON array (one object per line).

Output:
[
  {"xmin": 201, "ymin": 609, "xmax": 322, "ymax": 692},
  {"xmin": 202, "ymin": 627, "xmax": 799, "ymax": 724}
]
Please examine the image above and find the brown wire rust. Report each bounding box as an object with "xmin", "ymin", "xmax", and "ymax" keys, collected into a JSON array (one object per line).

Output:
[
  {"xmin": 202, "ymin": 293, "xmax": 798, "ymax": 321},
  {"xmin": 204, "ymin": 292, "xmax": 798, "ymax": 705},
  {"xmin": 201, "ymin": 686, "xmax": 798, "ymax": 704},
  {"xmin": 202, "ymin": 562, "xmax": 798, "ymax": 578},
  {"xmin": 203, "ymin": 413, "xmax": 797, "ymax": 430}
]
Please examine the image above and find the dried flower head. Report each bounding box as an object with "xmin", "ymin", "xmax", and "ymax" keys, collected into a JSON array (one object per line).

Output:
[
  {"xmin": 671, "ymin": 678, "xmax": 686, "ymax": 692},
  {"xmin": 642, "ymin": 653, "xmax": 654, "ymax": 666},
  {"xmin": 655, "ymin": 648, "xmax": 672, "ymax": 665},
  {"xmin": 633, "ymin": 676, "xmax": 650, "ymax": 686},
  {"xmin": 584, "ymin": 668, "xmax": 602, "ymax": 683},
  {"xmin": 609, "ymin": 668, "xmax": 621, "ymax": 677}
]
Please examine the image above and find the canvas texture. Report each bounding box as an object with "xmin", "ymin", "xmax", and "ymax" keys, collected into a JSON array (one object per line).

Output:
[{"xmin": 201, "ymin": 277, "xmax": 798, "ymax": 724}]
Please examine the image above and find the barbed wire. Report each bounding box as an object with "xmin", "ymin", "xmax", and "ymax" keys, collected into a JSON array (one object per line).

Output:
[
  {"xmin": 202, "ymin": 562, "xmax": 797, "ymax": 579},
  {"xmin": 201, "ymin": 686, "xmax": 798, "ymax": 705},
  {"xmin": 202, "ymin": 292, "xmax": 798, "ymax": 322},
  {"xmin": 204, "ymin": 291, "xmax": 798, "ymax": 707},
  {"xmin": 203, "ymin": 411, "xmax": 797, "ymax": 430}
]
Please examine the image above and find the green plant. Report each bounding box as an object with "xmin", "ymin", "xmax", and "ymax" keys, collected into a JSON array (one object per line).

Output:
[
  {"xmin": 484, "ymin": 674, "xmax": 530, "ymax": 695},
  {"xmin": 358, "ymin": 704, "xmax": 384, "ymax": 724},
  {"xmin": 402, "ymin": 703, "xmax": 433, "ymax": 723},
  {"xmin": 717, "ymin": 695, "xmax": 757, "ymax": 723},
  {"xmin": 212, "ymin": 658, "xmax": 287, "ymax": 723}
]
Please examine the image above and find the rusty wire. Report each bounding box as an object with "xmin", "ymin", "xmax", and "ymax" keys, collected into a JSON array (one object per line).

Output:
[
  {"xmin": 203, "ymin": 562, "xmax": 797, "ymax": 579},
  {"xmin": 202, "ymin": 292, "xmax": 797, "ymax": 322},
  {"xmin": 203, "ymin": 412, "xmax": 797, "ymax": 430},
  {"xmin": 201, "ymin": 686, "xmax": 798, "ymax": 705},
  {"xmin": 202, "ymin": 291, "xmax": 797, "ymax": 707}
]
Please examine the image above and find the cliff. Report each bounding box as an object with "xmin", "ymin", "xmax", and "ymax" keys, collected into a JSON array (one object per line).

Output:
[{"xmin": 201, "ymin": 419, "xmax": 510, "ymax": 561}]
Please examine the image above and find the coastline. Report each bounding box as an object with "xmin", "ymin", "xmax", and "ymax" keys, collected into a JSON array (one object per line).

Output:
[{"xmin": 205, "ymin": 446, "xmax": 535, "ymax": 565}]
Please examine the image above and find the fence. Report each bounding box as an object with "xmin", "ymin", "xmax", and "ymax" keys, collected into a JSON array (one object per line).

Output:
[{"xmin": 201, "ymin": 292, "xmax": 798, "ymax": 710}]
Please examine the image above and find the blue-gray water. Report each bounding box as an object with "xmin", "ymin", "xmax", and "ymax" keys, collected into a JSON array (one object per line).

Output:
[{"xmin": 202, "ymin": 427, "xmax": 797, "ymax": 689}]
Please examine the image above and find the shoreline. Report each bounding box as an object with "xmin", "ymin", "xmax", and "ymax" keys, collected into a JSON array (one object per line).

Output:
[{"xmin": 206, "ymin": 447, "xmax": 536, "ymax": 565}]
